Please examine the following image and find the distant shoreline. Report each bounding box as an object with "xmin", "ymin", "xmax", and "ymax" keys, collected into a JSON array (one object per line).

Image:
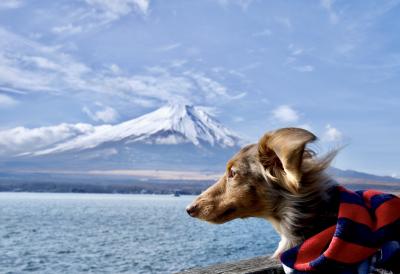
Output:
[
  {"xmin": 0, "ymin": 188, "xmax": 198, "ymax": 195},
  {"xmin": 0, "ymin": 179, "xmax": 399, "ymax": 196},
  {"xmin": 1, "ymin": 169, "xmax": 399, "ymax": 196},
  {"xmin": 0, "ymin": 191, "xmax": 196, "ymax": 197},
  {"xmin": 0, "ymin": 177, "xmax": 212, "ymax": 196}
]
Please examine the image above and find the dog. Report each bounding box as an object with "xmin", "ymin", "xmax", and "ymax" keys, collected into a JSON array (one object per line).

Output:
[{"xmin": 186, "ymin": 127, "xmax": 400, "ymax": 273}]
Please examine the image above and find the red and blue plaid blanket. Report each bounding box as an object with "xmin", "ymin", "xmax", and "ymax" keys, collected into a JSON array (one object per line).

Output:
[{"xmin": 280, "ymin": 186, "xmax": 400, "ymax": 273}]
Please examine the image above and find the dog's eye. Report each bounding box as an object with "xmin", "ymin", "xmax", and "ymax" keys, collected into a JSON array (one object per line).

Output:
[{"xmin": 228, "ymin": 168, "xmax": 237, "ymax": 178}]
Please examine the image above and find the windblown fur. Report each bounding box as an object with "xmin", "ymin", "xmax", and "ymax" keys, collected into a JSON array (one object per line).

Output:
[{"xmin": 186, "ymin": 127, "xmax": 399, "ymax": 272}]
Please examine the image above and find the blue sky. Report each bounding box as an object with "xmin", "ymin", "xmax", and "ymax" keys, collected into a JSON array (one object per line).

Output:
[{"xmin": 0, "ymin": 0, "xmax": 399, "ymax": 176}]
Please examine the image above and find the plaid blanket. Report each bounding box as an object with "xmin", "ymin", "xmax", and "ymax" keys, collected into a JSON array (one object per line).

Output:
[{"xmin": 280, "ymin": 186, "xmax": 400, "ymax": 273}]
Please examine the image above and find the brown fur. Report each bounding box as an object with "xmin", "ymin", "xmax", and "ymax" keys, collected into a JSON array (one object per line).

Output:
[{"xmin": 186, "ymin": 127, "xmax": 339, "ymax": 257}]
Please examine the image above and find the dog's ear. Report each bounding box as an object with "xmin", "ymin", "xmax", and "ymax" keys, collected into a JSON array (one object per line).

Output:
[{"xmin": 258, "ymin": 128, "xmax": 316, "ymax": 193}]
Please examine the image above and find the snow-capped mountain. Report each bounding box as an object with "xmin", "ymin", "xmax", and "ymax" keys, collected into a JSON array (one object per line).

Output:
[
  {"xmin": 3, "ymin": 104, "xmax": 244, "ymax": 171},
  {"xmin": 34, "ymin": 104, "xmax": 243, "ymax": 155}
]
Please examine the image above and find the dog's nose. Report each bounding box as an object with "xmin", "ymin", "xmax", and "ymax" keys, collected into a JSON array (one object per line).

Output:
[{"xmin": 186, "ymin": 204, "xmax": 198, "ymax": 217}]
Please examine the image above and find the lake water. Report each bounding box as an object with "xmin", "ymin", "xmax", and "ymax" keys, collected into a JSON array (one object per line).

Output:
[{"xmin": 0, "ymin": 193, "xmax": 279, "ymax": 274}]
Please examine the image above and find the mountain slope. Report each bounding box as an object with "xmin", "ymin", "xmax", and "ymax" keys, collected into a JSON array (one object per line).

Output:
[
  {"xmin": 34, "ymin": 104, "xmax": 243, "ymax": 156},
  {"xmin": 329, "ymin": 167, "xmax": 400, "ymax": 183},
  {"xmin": 0, "ymin": 104, "xmax": 243, "ymax": 171}
]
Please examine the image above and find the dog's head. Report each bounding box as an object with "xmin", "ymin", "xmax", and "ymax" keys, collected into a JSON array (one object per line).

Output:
[{"xmin": 186, "ymin": 127, "xmax": 318, "ymax": 224}]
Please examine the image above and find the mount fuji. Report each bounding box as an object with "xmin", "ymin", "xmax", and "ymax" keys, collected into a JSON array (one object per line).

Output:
[
  {"xmin": 2, "ymin": 104, "xmax": 400, "ymax": 194},
  {"xmin": 3, "ymin": 104, "xmax": 244, "ymax": 171}
]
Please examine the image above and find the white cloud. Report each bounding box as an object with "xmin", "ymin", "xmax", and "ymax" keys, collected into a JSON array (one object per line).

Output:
[
  {"xmin": 86, "ymin": 0, "xmax": 150, "ymax": 16},
  {"xmin": 288, "ymin": 44, "xmax": 303, "ymax": 56},
  {"xmin": 231, "ymin": 92, "xmax": 247, "ymax": 99},
  {"xmin": 50, "ymin": 0, "xmax": 150, "ymax": 36},
  {"xmin": 181, "ymin": 71, "xmax": 245, "ymax": 102},
  {"xmin": 52, "ymin": 24, "xmax": 83, "ymax": 35},
  {"xmin": 0, "ymin": 94, "xmax": 18, "ymax": 107},
  {"xmin": 169, "ymin": 59, "xmax": 188, "ymax": 68},
  {"xmin": 233, "ymin": 116, "xmax": 244, "ymax": 123},
  {"xmin": 109, "ymin": 64, "xmax": 121, "ymax": 74},
  {"xmin": 187, "ymin": 72, "xmax": 229, "ymax": 98},
  {"xmin": 99, "ymin": 73, "xmax": 194, "ymax": 104},
  {"xmin": 272, "ymin": 105, "xmax": 299, "ymax": 123},
  {"xmin": 156, "ymin": 43, "xmax": 181, "ymax": 52},
  {"xmin": 133, "ymin": 0, "xmax": 150, "ymax": 14},
  {"xmin": 293, "ymin": 65, "xmax": 314, "ymax": 72},
  {"xmin": 323, "ymin": 124, "xmax": 342, "ymax": 142},
  {"xmin": 0, "ymin": 0, "xmax": 23, "ymax": 9},
  {"xmin": 217, "ymin": 0, "xmax": 254, "ymax": 10},
  {"xmin": 196, "ymin": 106, "xmax": 220, "ymax": 117},
  {"xmin": 321, "ymin": 0, "xmax": 339, "ymax": 24},
  {"xmin": 0, "ymin": 27, "xmax": 243, "ymax": 108},
  {"xmin": 0, "ymin": 123, "xmax": 95, "ymax": 155},
  {"xmin": 284, "ymin": 44, "xmax": 315, "ymax": 72},
  {"xmin": 83, "ymin": 105, "xmax": 119, "ymax": 123},
  {"xmin": 0, "ymin": 53, "xmax": 53, "ymax": 93},
  {"xmin": 284, "ymin": 56, "xmax": 296, "ymax": 65},
  {"xmin": 24, "ymin": 56, "xmax": 60, "ymax": 70},
  {"xmin": 0, "ymin": 27, "xmax": 92, "ymax": 93},
  {"xmin": 0, "ymin": 86, "xmax": 26, "ymax": 95}
]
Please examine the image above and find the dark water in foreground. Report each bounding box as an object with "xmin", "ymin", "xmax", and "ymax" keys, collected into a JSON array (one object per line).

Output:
[{"xmin": 0, "ymin": 193, "xmax": 279, "ymax": 274}]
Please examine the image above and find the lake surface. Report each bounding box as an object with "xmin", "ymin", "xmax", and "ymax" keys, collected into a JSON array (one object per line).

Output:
[{"xmin": 0, "ymin": 193, "xmax": 279, "ymax": 274}]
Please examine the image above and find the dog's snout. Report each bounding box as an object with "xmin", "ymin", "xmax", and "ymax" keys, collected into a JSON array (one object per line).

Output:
[{"xmin": 186, "ymin": 204, "xmax": 198, "ymax": 217}]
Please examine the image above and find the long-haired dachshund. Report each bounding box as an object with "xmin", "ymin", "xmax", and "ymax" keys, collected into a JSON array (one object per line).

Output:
[{"xmin": 186, "ymin": 128, "xmax": 400, "ymax": 273}]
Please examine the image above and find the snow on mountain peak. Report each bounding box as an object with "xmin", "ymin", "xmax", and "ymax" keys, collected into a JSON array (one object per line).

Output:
[{"xmin": 34, "ymin": 104, "xmax": 243, "ymax": 155}]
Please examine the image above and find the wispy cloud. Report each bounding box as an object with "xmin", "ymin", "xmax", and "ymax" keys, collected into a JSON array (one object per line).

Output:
[
  {"xmin": 0, "ymin": 27, "xmax": 91, "ymax": 94},
  {"xmin": 184, "ymin": 71, "xmax": 246, "ymax": 101},
  {"xmin": 156, "ymin": 43, "xmax": 181, "ymax": 52},
  {"xmin": 293, "ymin": 65, "xmax": 314, "ymax": 72},
  {"xmin": 320, "ymin": 0, "xmax": 339, "ymax": 24},
  {"xmin": 288, "ymin": 44, "xmax": 303, "ymax": 56},
  {"xmin": 0, "ymin": 27, "xmax": 242, "ymax": 107},
  {"xmin": 51, "ymin": 0, "xmax": 150, "ymax": 36},
  {"xmin": 169, "ymin": 59, "xmax": 188, "ymax": 68},
  {"xmin": 284, "ymin": 44, "xmax": 315, "ymax": 72},
  {"xmin": 86, "ymin": 0, "xmax": 150, "ymax": 15},
  {"xmin": 0, "ymin": 94, "xmax": 18, "ymax": 107},
  {"xmin": 109, "ymin": 64, "xmax": 121, "ymax": 74},
  {"xmin": 0, "ymin": 0, "xmax": 23, "ymax": 10},
  {"xmin": 323, "ymin": 124, "xmax": 342, "ymax": 142},
  {"xmin": 272, "ymin": 105, "xmax": 299, "ymax": 123},
  {"xmin": 52, "ymin": 24, "xmax": 83, "ymax": 35},
  {"xmin": 217, "ymin": 0, "xmax": 254, "ymax": 10},
  {"xmin": 83, "ymin": 104, "xmax": 119, "ymax": 123},
  {"xmin": 0, "ymin": 53, "xmax": 54, "ymax": 93},
  {"xmin": 233, "ymin": 116, "xmax": 244, "ymax": 123},
  {"xmin": 230, "ymin": 92, "xmax": 247, "ymax": 99}
]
